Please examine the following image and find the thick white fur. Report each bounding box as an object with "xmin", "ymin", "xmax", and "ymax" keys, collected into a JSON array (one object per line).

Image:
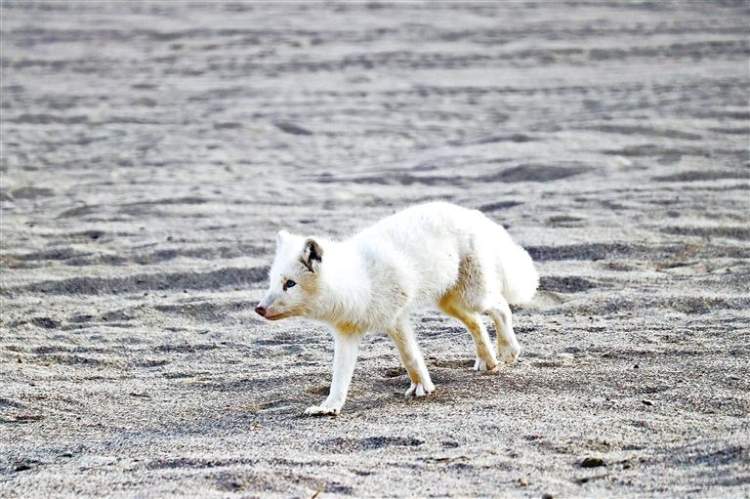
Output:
[{"xmin": 257, "ymin": 202, "xmax": 538, "ymax": 416}]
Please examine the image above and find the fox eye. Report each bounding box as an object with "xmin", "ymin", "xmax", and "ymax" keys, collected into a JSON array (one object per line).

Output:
[{"xmin": 283, "ymin": 279, "xmax": 296, "ymax": 291}]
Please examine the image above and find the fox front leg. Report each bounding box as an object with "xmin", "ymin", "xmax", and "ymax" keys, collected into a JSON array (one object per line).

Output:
[
  {"xmin": 304, "ymin": 332, "xmax": 361, "ymax": 416},
  {"xmin": 387, "ymin": 317, "xmax": 435, "ymax": 398}
]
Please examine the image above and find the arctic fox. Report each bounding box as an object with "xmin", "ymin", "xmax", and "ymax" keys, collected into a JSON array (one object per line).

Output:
[{"xmin": 255, "ymin": 202, "xmax": 538, "ymax": 415}]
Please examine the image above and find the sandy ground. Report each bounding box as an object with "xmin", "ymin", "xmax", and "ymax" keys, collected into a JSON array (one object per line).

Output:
[{"xmin": 1, "ymin": 2, "xmax": 749, "ymax": 498}]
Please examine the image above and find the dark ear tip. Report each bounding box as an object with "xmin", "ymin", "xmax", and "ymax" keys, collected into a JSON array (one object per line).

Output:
[{"xmin": 305, "ymin": 238, "xmax": 323, "ymax": 260}]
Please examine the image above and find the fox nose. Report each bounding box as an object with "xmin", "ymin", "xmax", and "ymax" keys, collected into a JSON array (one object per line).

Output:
[{"xmin": 255, "ymin": 305, "xmax": 267, "ymax": 317}]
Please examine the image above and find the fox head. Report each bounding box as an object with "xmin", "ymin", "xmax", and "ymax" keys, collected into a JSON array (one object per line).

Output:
[{"xmin": 255, "ymin": 230, "xmax": 323, "ymax": 320}]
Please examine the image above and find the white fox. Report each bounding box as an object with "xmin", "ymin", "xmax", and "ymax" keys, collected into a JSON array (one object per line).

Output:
[{"xmin": 255, "ymin": 202, "xmax": 539, "ymax": 415}]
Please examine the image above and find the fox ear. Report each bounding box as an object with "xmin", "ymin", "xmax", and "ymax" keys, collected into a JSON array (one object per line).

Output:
[
  {"xmin": 300, "ymin": 238, "xmax": 323, "ymax": 272},
  {"xmin": 276, "ymin": 230, "xmax": 290, "ymax": 245}
]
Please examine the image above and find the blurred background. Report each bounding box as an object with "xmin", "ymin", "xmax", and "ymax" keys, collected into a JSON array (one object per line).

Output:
[
  {"xmin": 1, "ymin": 2, "xmax": 749, "ymax": 497},
  {"xmin": 3, "ymin": 2, "xmax": 748, "ymax": 247}
]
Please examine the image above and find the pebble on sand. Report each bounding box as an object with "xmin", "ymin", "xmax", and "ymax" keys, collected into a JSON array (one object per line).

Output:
[{"xmin": 580, "ymin": 456, "xmax": 606, "ymax": 468}]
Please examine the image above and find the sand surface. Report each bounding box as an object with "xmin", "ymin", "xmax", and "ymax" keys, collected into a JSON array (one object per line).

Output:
[{"xmin": 1, "ymin": 2, "xmax": 749, "ymax": 498}]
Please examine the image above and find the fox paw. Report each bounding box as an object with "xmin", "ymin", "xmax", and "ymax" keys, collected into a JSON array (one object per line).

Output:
[
  {"xmin": 404, "ymin": 382, "xmax": 435, "ymax": 398},
  {"xmin": 303, "ymin": 404, "xmax": 341, "ymax": 416},
  {"xmin": 499, "ymin": 343, "xmax": 521, "ymax": 364},
  {"xmin": 473, "ymin": 358, "xmax": 499, "ymax": 372}
]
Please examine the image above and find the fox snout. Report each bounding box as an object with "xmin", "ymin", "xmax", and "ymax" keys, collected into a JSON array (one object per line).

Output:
[
  {"xmin": 255, "ymin": 293, "xmax": 277, "ymax": 319},
  {"xmin": 255, "ymin": 292, "xmax": 286, "ymax": 320}
]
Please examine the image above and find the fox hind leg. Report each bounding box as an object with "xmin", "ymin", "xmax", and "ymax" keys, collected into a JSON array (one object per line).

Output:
[
  {"xmin": 439, "ymin": 292, "xmax": 498, "ymax": 372},
  {"xmin": 439, "ymin": 249, "xmax": 501, "ymax": 372},
  {"xmin": 485, "ymin": 297, "xmax": 521, "ymax": 364}
]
